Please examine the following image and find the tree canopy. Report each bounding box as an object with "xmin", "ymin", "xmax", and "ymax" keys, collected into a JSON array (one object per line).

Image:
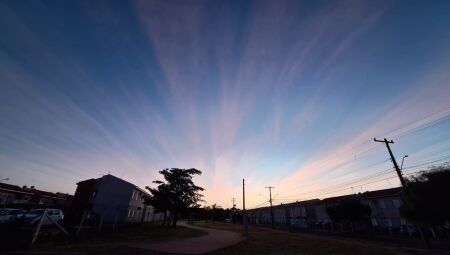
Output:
[
  {"xmin": 400, "ymin": 164, "xmax": 450, "ymax": 226},
  {"xmin": 145, "ymin": 168, "xmax": 204, "ymax": 227},
  {"xmin": 326, "ymin": 198, "xmax": 371, "ymax": 229}
]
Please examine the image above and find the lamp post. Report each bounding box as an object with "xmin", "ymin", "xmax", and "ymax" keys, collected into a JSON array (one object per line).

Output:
[{"xmin": 400, "ymin": 155, "xmax": 408, "ymax": 171}]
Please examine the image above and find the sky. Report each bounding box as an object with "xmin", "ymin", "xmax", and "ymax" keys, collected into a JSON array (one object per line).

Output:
[{"xmin": 1, "ymin": 0, "xmax": 450, "ymax": 208}]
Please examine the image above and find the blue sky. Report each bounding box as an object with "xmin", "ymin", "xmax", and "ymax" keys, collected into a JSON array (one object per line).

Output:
[{"xmin": 1, "ymin": 0, "xmax": 450, "ymax": 207}]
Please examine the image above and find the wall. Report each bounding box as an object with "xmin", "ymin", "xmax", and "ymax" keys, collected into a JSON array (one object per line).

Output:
[{"xmin": 91, "ymin": 175, "xmax": 133, "ymax": 223}]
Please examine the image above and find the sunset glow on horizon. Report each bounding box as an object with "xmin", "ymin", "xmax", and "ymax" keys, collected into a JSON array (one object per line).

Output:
[{"xmin": 1, "ymin": 0, "xmax": 450, "ymax": 209}]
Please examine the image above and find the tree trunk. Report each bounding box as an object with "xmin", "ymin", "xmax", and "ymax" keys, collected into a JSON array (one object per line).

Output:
[
  {"xmin": 418, "ymin": 226, "xmax": 432, "ymax": 249},
  {"xmin": 162, "ymin": 211, "xmax": 167, "ymax": 227},
  {"xmin": 172, "ymin": 211, "xmax": 178, "ymax": 227}
]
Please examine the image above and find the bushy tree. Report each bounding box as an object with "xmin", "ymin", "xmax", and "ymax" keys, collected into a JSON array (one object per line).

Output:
[
  {"xmin": 145, "ymin": 168, "xmax": 204, "ymax": 227},
  {"xmin": 145, "ymin": 183, "xmax": 172, "ymax": 226},
  {"xmin": 400, "ymin": 164, "xmax": 450, "ymax": 226},
  {"xmin": 326, "ymin": 199, "xmax": 371, "ymax": 230}
]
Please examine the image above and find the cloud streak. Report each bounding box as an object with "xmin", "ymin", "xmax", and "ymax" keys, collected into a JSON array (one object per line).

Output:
[{"xmin": 1, "ymin": 0, "xmax": 450, "ymax": 207}]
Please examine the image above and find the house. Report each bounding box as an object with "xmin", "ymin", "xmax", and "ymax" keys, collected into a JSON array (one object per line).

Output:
[
  {"xmin": 0, "ymin": 182, "xmax": 72, "ymax": 210},
  {"xmin": 0, "ymin": 183, "xmax": 33, "ymax": 205},
  {"xmin": 247, "ymin": 187, "xmax": 408, "ymax": 235},
  {"xmin": 359, "ymin": 187, "xmax": 404, "ymax": 231},
  {"xmin": 284, "ymin": 199, "xmax": 319, "ymax": 229},
  {"xmin": 70, "ymin": 174, "xmax": 162, "ymax": 224}
]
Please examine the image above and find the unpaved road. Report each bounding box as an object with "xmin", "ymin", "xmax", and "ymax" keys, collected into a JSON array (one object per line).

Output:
[{"xmin": 133, "ymin": 222, "xmax": 245, "ymax": 254}]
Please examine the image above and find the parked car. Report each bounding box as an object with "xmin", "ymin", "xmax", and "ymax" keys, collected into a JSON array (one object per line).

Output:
[
  {"xmin": 23, "ymin": 209, "xmax": 64, "ymax": 226},
  {"xmin": 0, "ymin": 208, "xmax": 26, "ymax": 224}
]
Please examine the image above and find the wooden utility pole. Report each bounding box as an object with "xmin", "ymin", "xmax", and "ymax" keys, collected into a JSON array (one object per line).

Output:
[
  {"xmin": 374, "ymin": 138, "xmax": 406, "ymax": 187},
  {"xmin": 265, "ymin": 186, "xmax": 275, "ymax": 228},
  {"xmin": 243, "ymin": 179, "xmax": 248, "ymax": 236},
  {"xmin": 374, "ymin": 138, "xmax": 430, "ymax": 248},
  {"xmin": 231, "ymin": 197, "xmax": 236, "ymax": 223}
]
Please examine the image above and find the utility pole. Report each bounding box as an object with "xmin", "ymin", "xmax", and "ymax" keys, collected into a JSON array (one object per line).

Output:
[
  {"xmin": 231, "ymin": 197, "xmax": 236, "ymax": 223},
  {"xmin": 265, "ymin": 186, "xmax": 275, "ymax": 228},
  {"xmin": 375, "ymin": 138, "xmax": 429, "ymax": 248},
  {"xmin": 374, "ymin": 138, "xmax": 406, "ymax": 187},
  {"xmin": 243, "ymin": 179, "xmax": 248, "ymax": 236}
]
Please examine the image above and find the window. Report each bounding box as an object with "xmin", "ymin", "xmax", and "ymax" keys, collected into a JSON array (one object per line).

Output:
[
  {"xmin": 128, "ymin": 209, "xmax": 131, "ymax": 217},
  {"xmin": 132, "ymin": 191, "xmax": 135, "ymax": 200},
  {"xmin": 378, "ymin": 200, "xmax": 386, "ymax": 209}
]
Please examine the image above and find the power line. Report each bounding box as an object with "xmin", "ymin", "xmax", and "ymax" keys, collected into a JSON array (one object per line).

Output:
[
  {"xmin": 262, "ymin": 164, "xmax": 448, "ymax": 207},
  {"xmin": 276, "ymin": 167, "xmax": 395, "ymax": 200},
  {"xmin": 306, "ymin": 106, "xmax": 450, "ymax": 174},
  {"xmin": 381, "ymin": 106, "xmax": 450, "ymax": 140},
  {"xmin": 279, "ymin": 153, "xmax": 450, "ymax": 201},
  {"xmin": 251, "ymin": 107, "xmax": 450, "ymax": 209},
  {"xmin": 402, "ymin": 155, "xmax": 450, "ymax": 170},
  {"xmin": 374, "ymin": 138, "xmax": 406, "ymax": 187},
  {"xmin": 279, "ymin": 108, "xmax": 450, "ymax": 198},
  {"xmin": 276, "ymin": 153, "xmax": 450, "ymax": 202},
  {"xmin": 279, "ymin": 158, "xmax": 391, "ymax": 195}
]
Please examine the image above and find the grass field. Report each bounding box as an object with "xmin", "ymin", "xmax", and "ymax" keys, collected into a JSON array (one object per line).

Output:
[
  {"xmin": 31, "ymin": 223, "xmax": 207, "ymax": 253},
  {"xmin": 8, "ymin": 222, "xmax": 449, "ymax": 255},
  {"xmin": 207, "ymin": 224, "xmax": 449, "ymax": 255}
]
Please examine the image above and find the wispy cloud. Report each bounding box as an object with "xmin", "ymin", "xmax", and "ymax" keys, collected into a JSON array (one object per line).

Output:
[{"xmin": 1, "ymin": 0, "xmax": 449, "ymax": 208}]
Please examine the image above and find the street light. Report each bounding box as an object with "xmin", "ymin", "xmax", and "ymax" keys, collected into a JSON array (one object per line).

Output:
[
  {"xmin": 400, "ymin": 155, "xmax": 408, "ymax": 171},
  {"xmin": 0, "ymin": 178, "xmax": 9, "ymax": 182}
]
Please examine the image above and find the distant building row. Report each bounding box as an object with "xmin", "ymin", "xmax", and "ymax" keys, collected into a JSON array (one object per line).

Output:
[
  {"xmin": 0, "ymin": 182, "xmax": 72, "ymax": 210},
  {"xmin": 247, "ymin": 187, "xmax": 411, "ymax": 233}
]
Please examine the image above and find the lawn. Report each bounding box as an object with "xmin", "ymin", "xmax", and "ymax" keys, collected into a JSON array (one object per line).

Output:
[
  {"xmin": 207, "ymin": 224, "xmax": 448, "ymax": 255},
  {"xmin": 9, "ymin": 222, "xmax": 448, "ymax": 255},
  {"xmin": 30, "ymin": 222, "xmax": 207, "ymax": 253}
]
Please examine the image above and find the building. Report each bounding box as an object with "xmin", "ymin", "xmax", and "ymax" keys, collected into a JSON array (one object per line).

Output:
[
  {"xmin": 247, "ymin": 187, "xmax": 408, "ymax": 234},
  {"xmin": 359, "ymin": 187, "xmax": 404, "ymax": 231},
  {"xmin": 70, "ymin": 174, "xmax": 162, "ymax": 224},
  {"xmin": 0, "ymin": 182, "xmax": 72, "ymax": 210},
  {"xmin": 285, "ymin": 199, "xmax": 319, "ymax": 229},
  {"xmin": 0, "ymin": 183, "xmax": 32, "ymax": 205}
]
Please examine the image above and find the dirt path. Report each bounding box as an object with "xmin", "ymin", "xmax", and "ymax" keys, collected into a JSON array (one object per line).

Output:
[{"xmin": 133, "ymin": 222, "xmax": 245, "ymax": 254}]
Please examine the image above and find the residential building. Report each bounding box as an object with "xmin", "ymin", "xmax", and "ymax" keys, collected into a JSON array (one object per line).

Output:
[
  {"xmin": 70, "ymin": 174, "xmax": 162, "ymax": 224},
  {"xmin": 0, "ymin": 182, "xmax": 72, "ymax": 210},
  {"xmin": 359, "ymin": 187, "xmax": 404, "ymax": 231},
  {"xmin": 247, "ymin": 187, "xmax": 408, "ymax": 234}
]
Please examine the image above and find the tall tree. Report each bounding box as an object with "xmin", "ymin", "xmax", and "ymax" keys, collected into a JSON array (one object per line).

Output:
[
  {"xmin": 144, "ymin": 183, "xmax": 172, "ymax": 226},
  {"xmin": 400, "ymin": 164, "xmax": 450, "ymax": 226},
  {"xmin": 146, "ymin": 168, "xmax": 204, "ymax": 227},
  {"xmin": 326, "ymin": 199, "xmax": 371, "ymax": 231}
]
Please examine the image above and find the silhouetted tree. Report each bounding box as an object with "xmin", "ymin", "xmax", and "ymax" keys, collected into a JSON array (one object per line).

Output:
[
  {"xmin": 401, "ymin": 164, "xmax": 450, "ymax": 226},
  {"xmin": 144, "ymin": 183, "xmax": 172, "ymax": 226},
  {"xmin": 326, "ymin": 199, "xmax": 371, "ymax": 231},
  {"xmin": 146, "ymin": 168, "xmax": 204, "ymax": 227}
]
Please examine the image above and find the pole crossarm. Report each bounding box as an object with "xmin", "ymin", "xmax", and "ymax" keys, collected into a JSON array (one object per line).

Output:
[
  {"xmin": 374, "ymin": 137, "xmax": 406, "ymax": 187},
  {"xmin": 265, "ymin": 186, "xmax": 275, "ymax": 228}
]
